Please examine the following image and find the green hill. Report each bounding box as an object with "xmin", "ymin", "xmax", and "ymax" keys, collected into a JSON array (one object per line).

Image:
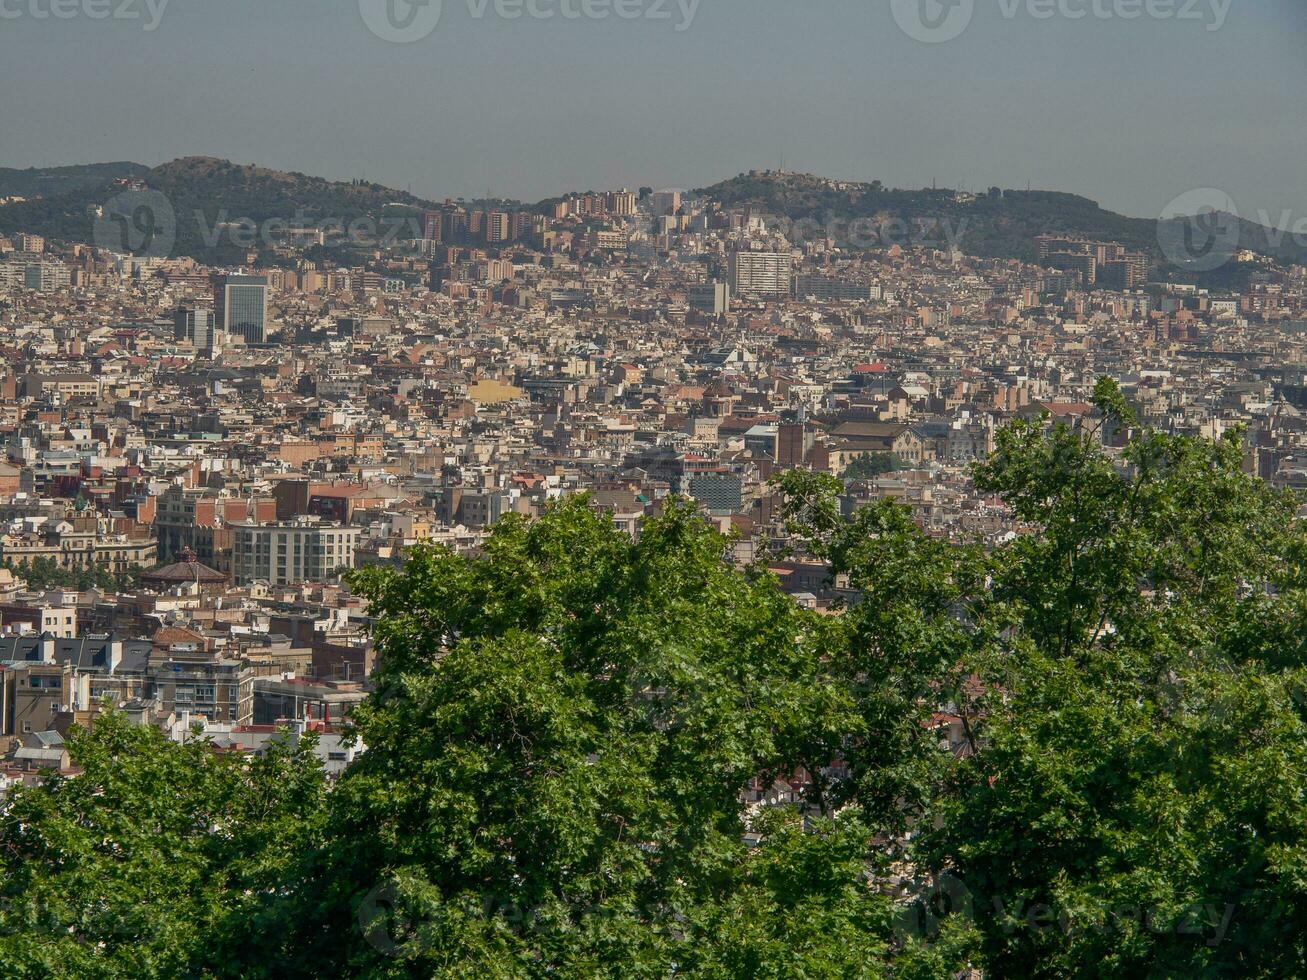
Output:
[
  {"xmin": 0, "ymin": 162, "xmax": 150, "ymax": 201},
  {"xmin": 2, "ymin": 161, "xmax": 1301, "ymax": 282},
  {"xmin": 697, "ymin": 171, "xmax": 1306, "ymax": 283},
  {"xmin": 0, "ymin": 157, "xmax": 438, "ymax": 265}
]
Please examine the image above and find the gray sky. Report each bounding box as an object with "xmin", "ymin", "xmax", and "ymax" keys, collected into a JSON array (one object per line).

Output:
[{"xmin": 1, "ymin": 0, "xmax": 1303, "ymax": 222}]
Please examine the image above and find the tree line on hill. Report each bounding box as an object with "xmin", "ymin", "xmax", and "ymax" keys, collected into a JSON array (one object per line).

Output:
[{"xmin": 0, "ymin": 380, "xmax": 1304, "ymax": 977}]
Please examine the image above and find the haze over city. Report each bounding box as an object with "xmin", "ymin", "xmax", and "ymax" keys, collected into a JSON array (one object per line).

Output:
[{"xmin": 2, "ymin": 0, "xmax": 1305, "ymax": 218}]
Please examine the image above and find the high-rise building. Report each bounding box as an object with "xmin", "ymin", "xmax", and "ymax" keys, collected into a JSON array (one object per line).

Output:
[
  {"xmin": 1098, "ymin": 255, "xmax": 1151, "ymax": 290},
  {"xmin": 442, "ymin": 208, "xmax": 468, "ymax": 243},
  {"xmin": 688, "ymin": 281, "xmax": 730, "ymax": 315},
  {"xmin": 174, "ymin": 305, "xmax": 220, "ymax": 356},
  {"xmin": 792, "ymin": 275, "xmax": 880, "ymax": 302},
  {"xmin": 687, "ymin": 474, "xmax": 743, "ymax": 516},
  {"xmin": 776, "ymin": 421, "xmax": 814, "ymax": 469},
  {"xmin": 606, "ymin": 190, "xmax": 637, "ymax": 216},
  {"xmin": 729, "ymin": 251, "xmax": 793, "ymax": 299},
  {"xmin": 20, "ymin": 261, "xmax": 70, "ymax": 293},
  {"xmin": 1045, "ymin": 251, "xmax": 1097, "ymax": 287},
  {"xmin": 650, "ymin": 190, "xmax": 682, "ymax": 216},
  {"xmin": 213, "ymin": 274, "xmax": 268, "ymax": 344},
  {"xmin": 486, "ymin": 211, "xmax": 512, "ymax": 244}
]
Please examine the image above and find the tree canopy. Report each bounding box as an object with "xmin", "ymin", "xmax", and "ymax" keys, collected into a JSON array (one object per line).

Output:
[
  {"xmin": 1, "ymin": 381, "xmax": 1304, "ymax": 977},
  {"xmin": 841, "ymin": 453, "xmax": 903, "ymax": 481}
]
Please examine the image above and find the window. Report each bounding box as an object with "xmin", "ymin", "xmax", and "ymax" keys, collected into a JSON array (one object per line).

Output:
[{"xmin": 327, "ymin": 751, "xmax": 347, "ymax": 762}]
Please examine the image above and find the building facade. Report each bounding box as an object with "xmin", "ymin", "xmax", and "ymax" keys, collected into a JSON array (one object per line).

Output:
[
  {"xmin": 213, "ymin": 274, "xmax": 268, "ymax": 344},
  {"xmin": 729, "ymin": 251, "xmax": 793, "ymax": 298},
  {"xmin": 231, "ymin": 519, "xmax": 359, "ymax": 585}
]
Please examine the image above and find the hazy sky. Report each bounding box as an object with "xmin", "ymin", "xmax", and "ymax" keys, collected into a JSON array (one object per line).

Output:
[{"xmin": 1, "ymin": 0, "xmax": 1303, "ymax": 222}]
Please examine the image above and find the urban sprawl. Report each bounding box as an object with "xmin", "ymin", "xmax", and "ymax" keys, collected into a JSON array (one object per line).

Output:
[{"xmin": 2, "ymin": 171, "xmax": 1306, "ymax": 791}]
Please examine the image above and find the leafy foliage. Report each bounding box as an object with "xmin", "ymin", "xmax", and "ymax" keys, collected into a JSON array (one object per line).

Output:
[
  {"xmin": 920, "ymin": 384, "xmax": 1307, "ymax": 978},
  {"xmin": 841, "ymin": 453, "xmax": 903, "ymax": 481},
  {"xmin": 1, "ymin": 556, "xmax": 143, "ymax": 593},
  {"xmin": 0, "ymin": 712, "xmax": 327, "ymax": 979},
  {"xmin": 696, "ymin": 171, "xmax": 1307, "ymax": 274},
  {"xmin": 0, "ymin": 163, "xmax": 149, "ymax": 201},
  {"xmin": 299, "ymin": 498, "xmax": 901, "ymax": 977},
  {"xmin": 0, "ymin": 382, "xmax": 1304, "ymax": 977},
  {"xmin": 0, "ymin": 157, "xmax": 439, "ymax": 266}
]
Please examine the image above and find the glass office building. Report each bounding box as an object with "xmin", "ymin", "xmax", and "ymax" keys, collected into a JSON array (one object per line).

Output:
[{"xmin": 213, "ymin": 274, "xmax": 268, "ymax": 344}]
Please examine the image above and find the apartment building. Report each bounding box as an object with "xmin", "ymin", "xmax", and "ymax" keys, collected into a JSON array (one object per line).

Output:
[
  {"xmin": 729, "ymin": 250, "xmax": 793, "ymax": 298},
  {"xmin": 231, "ymin": 519, "xmax": 359, "ymax": 585}
]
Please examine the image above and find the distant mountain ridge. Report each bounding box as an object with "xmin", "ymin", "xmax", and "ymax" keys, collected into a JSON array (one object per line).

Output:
[
  {"xmin": 0, "ymin": 159, "xmax": 1301, "ymax": 280},
  {"xmin": 698, "ymin": 171, "xmax": 1306, "ymax": 283},
  {"xmin": 0, "ymin": 162, "xmax": 150, "ymax": 201},
  {"xmin": 0, "ymin": 157, "xmax": 441, "ymax": 266}
]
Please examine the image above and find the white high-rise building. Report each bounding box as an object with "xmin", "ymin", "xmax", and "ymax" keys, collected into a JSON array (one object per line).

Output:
[{"xmin": 729, "ymin": 251, "xmax": 793, "ymax": 299}]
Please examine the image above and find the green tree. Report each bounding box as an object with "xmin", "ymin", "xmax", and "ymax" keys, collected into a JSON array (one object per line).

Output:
[
  {"xmin": 776, "ymin": 382, "xmax": 1307, "ymax": 976},
  {"xmin": 0, "ymin": 712, "xmax": 327, "ymax": 979},
  {"xmin": 771, "ymin": 469, "xmax": 992, "ymax": 834},
  {"xmin": 841, "ymin": 453, "xmax": 903, "ymax": 481},
  {"xmin": 916, "ymin": 382, "xmax": 1307, "ymax": 977},
  {"xmin": 2, "ymin": 380, "xmax": 1301, "ymax": 978},
  {"xmin": 296, "ymin": 497, "xmax": 912, "ymax": 978}
]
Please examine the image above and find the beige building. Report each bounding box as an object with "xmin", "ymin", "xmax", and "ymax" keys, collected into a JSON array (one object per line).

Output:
[
  {"xmin": 0, "ymin": 660, "xmax": 71, "ymax": 740},
  {"xmin": 231, "ymin": 519, "xmax": 359, "ymax": 586},
  {"xmin": 0, "ymin": 522, "xmax": 157, "ymax": 574},
  {"xmin": 22, "ymin": 373, "xmax": 101, "ymax": 400}
]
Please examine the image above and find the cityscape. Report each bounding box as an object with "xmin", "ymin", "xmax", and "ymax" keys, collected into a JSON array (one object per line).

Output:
[{"xmin": 1, "ymin": 1, "xmax": 1305, "ymax": 977}]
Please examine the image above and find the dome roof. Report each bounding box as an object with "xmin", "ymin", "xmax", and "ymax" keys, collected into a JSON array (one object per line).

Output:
[{"xmin": 140, "ymin": 548, "xmax": 228, "ymax": 585}]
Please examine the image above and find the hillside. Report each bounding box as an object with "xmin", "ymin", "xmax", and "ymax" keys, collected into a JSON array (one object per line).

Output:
[
  {"xmin": 0, "ymin": 157, "xmax": 439, "ymax": 266},
  {"xmin": 0, "ymin": 162, "xmax": 150, "ymax": 201},
  {"xmin": 698, "ymin": 171, "xmax": 1307, "ymax": 282},
  {"xmin": 1, "ymin": 161, "xmax": 1302, "ymax": 279}
]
